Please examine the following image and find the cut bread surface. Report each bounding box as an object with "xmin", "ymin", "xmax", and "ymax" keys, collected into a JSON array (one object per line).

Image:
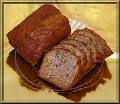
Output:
[
  {"xmin": 38, "ymin": 28, "xmax": 113, "ymax": 90},
  {"xmin": 60, "ymin": 39, "xmax": 93, "ymax": 71},
  {"xmin": 39, "ymin": 48, "xmax": 81, "ymax": 90}
]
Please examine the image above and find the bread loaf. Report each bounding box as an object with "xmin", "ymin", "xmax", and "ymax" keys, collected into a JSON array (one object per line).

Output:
[
  {"xmin": 38, "ymin": 28, "xmax": 113, "ymax": 90},
  {"xmin": 7, "ymin": 4, "xmax": 71, "ymax": 66}
]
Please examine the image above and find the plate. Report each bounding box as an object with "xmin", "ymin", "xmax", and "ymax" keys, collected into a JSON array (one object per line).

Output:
[
  {"xmin": 13, "ymin": 19, "xmax": 111, "ymax": 93},
  {"xmin": 14, "ymin": 18, "xmax": 88, "ymax": 92}
]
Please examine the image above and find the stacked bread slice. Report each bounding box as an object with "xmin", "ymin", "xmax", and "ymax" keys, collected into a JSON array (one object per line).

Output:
[{"xmin": 38, "ymin": 28, "xmax": 113, "ymax": 90}]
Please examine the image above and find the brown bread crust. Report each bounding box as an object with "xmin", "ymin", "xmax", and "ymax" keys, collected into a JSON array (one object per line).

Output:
[{"xmin": 7, "ymin": 4, "xmax": 71, "ymax": 66}]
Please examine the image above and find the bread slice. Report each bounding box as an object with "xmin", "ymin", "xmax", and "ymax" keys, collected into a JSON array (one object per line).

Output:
[
  {"xmin": 60, "ymin": 39, "xmax": 93, "ymax": 72},
  {"xmin": 38, "ymin": 48, "xmax": 82, "ymax": 90},
  {"xmin": 52, "ymin": 43, "xmax": 85, "ymax": 67},
  {"xmin": 68, "ymin": 33, "xmax": 98, "ymax": 63},
  {"xmin": 53, "ymin": 43, "xmax": 80, "ymax": 57},
  {"xmin": 74, "ymin": 28, "xmax": 113, "ymax": 60}
]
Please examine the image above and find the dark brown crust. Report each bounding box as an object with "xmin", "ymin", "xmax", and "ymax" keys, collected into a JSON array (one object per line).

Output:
[{"xmin": 7, "ymin": 4, "xmax": 71, "ymax": 66}]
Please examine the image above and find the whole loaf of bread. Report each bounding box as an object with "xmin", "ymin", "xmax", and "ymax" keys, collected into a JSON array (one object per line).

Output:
[{"xmin": 7, "ymin": 4, "xmax": 71, "ymax": 66}]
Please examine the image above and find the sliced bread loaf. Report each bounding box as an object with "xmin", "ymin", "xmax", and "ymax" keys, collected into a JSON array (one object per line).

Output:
[{"xmin": 38, "ymin": 28, "xmax": 113, "ymax": 91}]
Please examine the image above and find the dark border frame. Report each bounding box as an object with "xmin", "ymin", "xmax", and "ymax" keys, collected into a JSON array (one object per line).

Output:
[
  {"xmin": 0, "ymin": 1, "xmax": 119, "ymax": 103},
  {"xmin": 1, "ymin": 1, "xmax": 117, "ymax": 4}
]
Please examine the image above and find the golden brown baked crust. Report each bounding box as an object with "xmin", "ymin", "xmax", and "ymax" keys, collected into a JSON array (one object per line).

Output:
[{"xmin": 7, "ymin": 4, "xmax": 71, "ymax": 66}]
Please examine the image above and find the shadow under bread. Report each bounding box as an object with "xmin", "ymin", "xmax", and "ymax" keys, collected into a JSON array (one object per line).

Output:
[
  {"xmin": 6, "ymin": 50, "xmax": 45, "ymax": 90},
  {"xmin": 6, "ymin": 50, "xmax": 112, "ymax": 101}
]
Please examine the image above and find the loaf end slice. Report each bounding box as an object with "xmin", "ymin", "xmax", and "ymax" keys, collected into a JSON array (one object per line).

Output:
[{"xmin": 38, "ymin": 48, "xmax": 81, "ymax": 90}]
